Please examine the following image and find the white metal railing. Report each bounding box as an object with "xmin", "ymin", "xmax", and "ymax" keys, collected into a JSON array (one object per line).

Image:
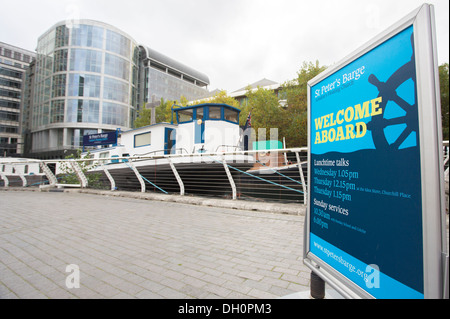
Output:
[
  {"xmin": 1, "ymin": 141, "xmax": 448, "ymax": 204},
  {"xmin": 0, "ymin": 148, "xmax": 308, "ymax": 204}
]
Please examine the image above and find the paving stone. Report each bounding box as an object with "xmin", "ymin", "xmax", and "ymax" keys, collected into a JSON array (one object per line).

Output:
[{"xmin": 0, "ymin": 190, "xmax": 311, "ymax": 299}]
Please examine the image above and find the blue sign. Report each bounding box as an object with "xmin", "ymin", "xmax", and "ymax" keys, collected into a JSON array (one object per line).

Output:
[
  {"xmin": 83, "ymin": 131, "xmax": 118, "ymax": 147},
  {"xmin": 308, "ymin": 25, "xmax": 424, "ymax": 298}
]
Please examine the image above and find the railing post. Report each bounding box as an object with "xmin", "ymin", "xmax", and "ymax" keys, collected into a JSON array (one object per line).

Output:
[
  {"xmin": 0, "ymin": 173, "xmax": 9, "ymax": 187},
  {"xmin": 18, "ymin": 170, "xmax": 27, "ymax": 187},
  {"xmin": 12, "ymin": 164, "xmax": 27, "ymax": 187},
  {"xmin": 70, "ymin": 161, "xmax": 88, "ymax": 188},
  {"xmin": 102, "ymin": 164, "xmax": 116, "ymax": 191},
  {"xmin": 295, "ymin": 151, "xmax": 307, "ymax": 204},
  {"xmin": 168, "ymin": 158, "xmax": 184, "ymax": 196},
  {"xmin": 128, "ymin": 161, "xmax": 145, "ymax": 193},
  {"xmin": 39, "ymin": 162, "xmax": 57, "ymax": 188},
  {"xmin": 222, "ymin": 155, "xmax": 237, "ymax": 200}
]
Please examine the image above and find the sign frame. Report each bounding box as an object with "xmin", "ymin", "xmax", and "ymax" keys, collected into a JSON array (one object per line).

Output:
[
  {"xmin": 82, "ymin": 130, "xmax": 118, "ymax": 149},
  {"xmin": 304, "ymin": 4, "xmax": 447, "ymax": 299}
]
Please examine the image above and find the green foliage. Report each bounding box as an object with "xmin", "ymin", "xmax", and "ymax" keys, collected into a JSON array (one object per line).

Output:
[
  {"xmin": 135, "ymin": 96, "xmax": 190, "ymax": 128},
  {"xmin": 155, "ymin": 98, "xmax": 177, "ymax": 124},
  {"xmin": 239, "ymin": 86, "xmax": 284, "ymax": 140},
  {"xmin": 190, "ymin": 90, "xmax": 240, "ymax": 108},
  {"xmin": 280, "ymin": 60, "xmax": 327, "ymax": 147},
  {"xmin": 132, "ymin": 60, "xmax": 448, "ymax": 149},
  {"xmin": 59, "ymin": 149, "xmax": 102, "ymax": 188},
  {"xmin": 134, "ymin": 104, "xmax": 152, "ymax": 128}
]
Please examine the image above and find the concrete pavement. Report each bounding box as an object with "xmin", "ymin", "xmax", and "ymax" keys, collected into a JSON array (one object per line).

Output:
[{"xmin": 0, "ymin": 190, "xmax": 313, "ymax": 299}]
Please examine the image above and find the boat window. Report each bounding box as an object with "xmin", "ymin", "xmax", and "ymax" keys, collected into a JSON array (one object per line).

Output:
[
  {"xmin": 99, "ymin": 151, "xmax": 109, "ymax": 158},
  {"xmin": 24, "ymin": 165, "xmax": 29, "ymax": 174},
  {"xmin": 208, "ymin": 106, "xmax": 222, "ymax": 119},
  {"xmin": 196, "ymin": 107, "xmax": 204, "ymax": 120},
  {"xmin": 224, "ymin": 108, "xmax": 238, "ymax": 123},
  {"xmin": 178, "ymin": 109, "xmax": 193, "ymax": 123},
  {"xmin": 134, "ymin": 132, "xmax": 151, "ymax": 147},
  {"xmin": 1, "ymin": 165, "xmax": 4, "ymax": 172}
]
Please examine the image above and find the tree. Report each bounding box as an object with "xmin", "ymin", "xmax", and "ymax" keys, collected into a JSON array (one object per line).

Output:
[
  {"xmin": 155, "ymin": 98, "xmax": 177, "ymax": 124},
  {"xmin": 280, "ymin": 60, "xmax": 327, "ymax": 147},
  {"xmin": 134, "ymin": 96, "xmax": 188, "ymax": 128},
  {"xmin": 133, "ymin": 103, "xmax": 152, "ymax": 128},
  {"xmin": 190, "ymin": 90, "xmax": 240, "ymax": 108},
  {"xmin": 239, "ymin": 86, "xmax": 285, "ymax": 141},
  {"xmin": 59, "ymin": 149, "xmax": 102, "ymax": 188},
  {"xmin": 439, "ymin": 63, "xmax": 449, "ymax": 140}
]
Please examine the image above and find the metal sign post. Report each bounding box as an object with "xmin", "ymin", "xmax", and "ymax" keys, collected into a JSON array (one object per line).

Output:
[{"xmin": 304, "ymin": 4, "xmax": 448, "ymax": 299}]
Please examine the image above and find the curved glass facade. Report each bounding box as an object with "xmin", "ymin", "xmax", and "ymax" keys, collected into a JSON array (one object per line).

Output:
[{"xmin": 31, "ymin": 20, "xmax": 138, "ymax": 155}]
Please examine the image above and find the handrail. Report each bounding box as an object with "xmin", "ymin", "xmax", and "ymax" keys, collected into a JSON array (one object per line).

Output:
[{"xmin": 2, "ymin": 142, "xmax": 447, "ymax": 206}]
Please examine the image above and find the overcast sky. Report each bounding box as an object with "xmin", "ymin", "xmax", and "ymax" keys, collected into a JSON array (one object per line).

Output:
[{"xmin": 1, "ymin": 0, "xmax": 448, "ymax": 92}]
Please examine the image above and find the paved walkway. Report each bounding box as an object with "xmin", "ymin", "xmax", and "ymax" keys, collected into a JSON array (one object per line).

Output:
[{"xmin": 0, "ymin": 190, "xmax": 311, "ymax": 299}]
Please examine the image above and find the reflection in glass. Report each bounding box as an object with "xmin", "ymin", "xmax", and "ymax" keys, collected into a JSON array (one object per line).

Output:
[
  {"xmin": 105, "ymin": 30, "xmax": 130, "ymax": 58},
  {"xmin": 105, "ymin": 53, "xmax": 130, "ymax": 80},
  {"xmin": 53, "ymin": 49, "xmax": 68, "ymax": 72},
  {"xmin": 70, "ymin": 48, "xmax": 103, "ymax": 73},
  {"xmin": 71, "ymin": 25, "xmax": 104, "ymax": 48},
  {"xmin": 51, "ymin": 74, "xmax": 66, "ymax": 97},
  {"xmin": 55, "ymin": 25, "xmax": 69, "ymax": 48},
  {"xmin": 67, "ymin": 99, "xmax": 99, "ymax": 123},
  {"xmin": 68, "ymin": 73, "xmax": 101, "ymax": 98},
  {"xmin": 102, "ymin": 101, "xmax": 128, "ymax": 126},
  {"xmin": 50, "ymin": 100, "xmax": 65, "ymax": 123},
  {"xmin": 208, "ymin": 106, "xmax": 221, "ymax": 119},
  {"xmin": 224, "ymin": 108, "xmax": 238, "ymax": 123},
  {"xmin": 103, "ymin": 77, "xmax": 129, "ymax": 104}
]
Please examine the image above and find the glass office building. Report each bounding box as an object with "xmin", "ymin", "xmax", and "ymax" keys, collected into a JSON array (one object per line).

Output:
[
  {"xmin": 26, "ymin": 20, "xmax": 210, "ymax": 159},
  {"xmin": 0, "ymin": 42, "xmax": 35, "ymax": 157},
  {"xmin": 138, "ymin": 46, "xmax": 209, "ymax": 106},
  {"xmin": 30, "ymin": 20, "xmax": 139, "ymax": 158}
]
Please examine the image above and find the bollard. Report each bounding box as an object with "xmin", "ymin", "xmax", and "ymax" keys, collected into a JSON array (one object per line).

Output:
[{"xmin": 310, "ymin": 271, "xmax": 325, "ymax": 299}]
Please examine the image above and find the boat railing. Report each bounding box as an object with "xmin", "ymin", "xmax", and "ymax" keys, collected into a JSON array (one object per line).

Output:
[
  {"xmin": 132, "ymin": 148, "xmax": 190, "ymax": 157},
  {"xmin": 1, "ymin": 142, "xmax": 449, "ymax": 206},
  {"xmin": 215, "ymin": 145, "xmax": 242, "ymax": 153}
]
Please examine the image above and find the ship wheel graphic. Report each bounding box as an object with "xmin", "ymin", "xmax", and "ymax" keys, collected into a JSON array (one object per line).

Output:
[{"xmin": 366, "ymin": 33, "xmax": 418, "ymax": 151}]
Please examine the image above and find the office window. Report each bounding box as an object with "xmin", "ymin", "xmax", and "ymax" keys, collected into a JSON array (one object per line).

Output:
[
  {"xmin": 67, "ymin": 99, "xmax": 99, "ymax": 123},
  {"xmin": 55, "ymin": 25, "xmax": 69, "ymax": 48},
  {"xmin": 50, "ymin": 100, "xmax": 65, "ymax": 123},
  {"xmin": 51, "ymin": 74, "xmax": 66, "ymax": 97},
  {"xmin": 102, "ymin": 102, "xmax": 128, "ymax": 126},
  {"xmin": 103, "ymin": 77, "xmax": 129, "ymax": 104},
  {"xmin": 70, "ymin": 48, "xmax": 103, "ymax": 73},
  {"xmin": 105, "ymin": 30, "xmax": 130, "ymax": 58},
  {"xmin": 68, "ymin": 73, "xmax": 101, "ymax": 98},
  {"xmin": 71, "ymin": 25, "xmax": 104, "ymax": 48},
  {"xmin": 104, "ymin": 53, "xmax": 130, "ymax": 80},
  {"xmin": 53, "ymin": 49, "xmax": 68, "ymax": 72}
]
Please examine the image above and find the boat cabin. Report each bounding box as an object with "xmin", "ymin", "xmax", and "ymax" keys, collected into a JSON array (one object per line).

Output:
[
  {"xmin": 172, "ymin": 103, "xmax": 241, "ymax": 154},
  {"xmin": 84, "ymin": 103, "xmax": 242, "ymax": 161}
]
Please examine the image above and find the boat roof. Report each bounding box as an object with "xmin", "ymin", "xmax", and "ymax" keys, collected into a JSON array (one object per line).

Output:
[
  {"xmin": 121, "ymin": 122, "xmax": 176, "ymax": 135},
  {"xmin": 172, "ymin": 103, "xmax": 241, "ymax": 113}
]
